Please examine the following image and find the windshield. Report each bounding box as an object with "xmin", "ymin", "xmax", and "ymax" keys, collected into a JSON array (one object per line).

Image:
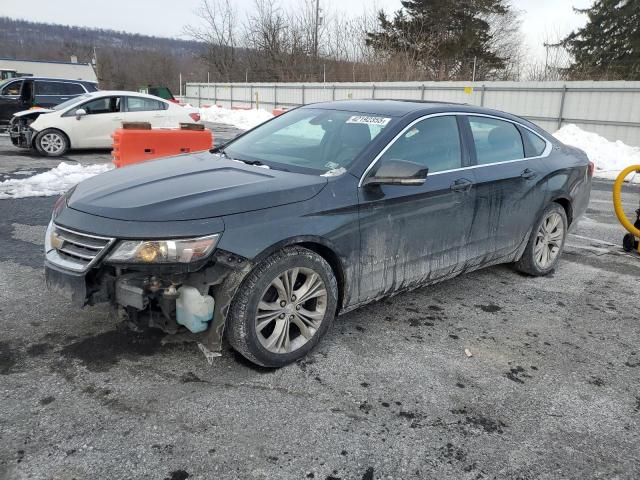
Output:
[
  {"xmin": 53, "ymin": 94, "xmax": 91, "ymax": 111},
  {"xmin": 223, "ymin": 108, "xmax": 394, "ymax": 174}
]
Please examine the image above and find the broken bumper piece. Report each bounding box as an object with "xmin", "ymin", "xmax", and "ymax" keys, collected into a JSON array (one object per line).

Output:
[{"xmin": 44, "ymin": 250, "xmax": 254, "ymax": 359}]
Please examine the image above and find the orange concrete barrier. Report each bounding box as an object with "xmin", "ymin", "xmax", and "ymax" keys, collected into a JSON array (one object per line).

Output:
[
  {"xmin": 231, "ymin": 105, "xmax": 252, "ymax": 110},
  {"xmin": 112, "ymin": 127, "xmax": 213, "ymax": 168},
  {"xmin": 272, "ymin": 108, "xmax": 288, "ymax": 116}
]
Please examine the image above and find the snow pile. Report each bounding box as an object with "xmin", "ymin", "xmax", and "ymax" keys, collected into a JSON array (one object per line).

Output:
[
  {"xmin": 199, "ymin": 105, "xmax": 274, "ymax": 130},
  {"xmin": 553, "ymin": 124, "xmax": 640, "ymax": 182},
  {"xmin": 0, "ymin": 162, "xmax": 112, "ymax": 199}
]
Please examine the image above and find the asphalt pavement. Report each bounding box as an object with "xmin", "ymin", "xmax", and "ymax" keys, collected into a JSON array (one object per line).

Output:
[{"xmin": 1, "ymin": 134, "xmax": 640, "ymax": 480}]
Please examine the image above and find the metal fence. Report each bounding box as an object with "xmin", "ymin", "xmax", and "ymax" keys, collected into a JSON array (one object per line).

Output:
[{"xmin": 183, "ymin": 80, "xmax": 640, "ymax": 147}]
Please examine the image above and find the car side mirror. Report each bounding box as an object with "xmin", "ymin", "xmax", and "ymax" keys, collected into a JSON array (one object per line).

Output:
[
  {"xmin": 362, "ymin": 159, "xmax": 428, "ymax": 187},
  {"xmin": 75, "ymin": 108, "xmax": 87, "ymax": 120}
]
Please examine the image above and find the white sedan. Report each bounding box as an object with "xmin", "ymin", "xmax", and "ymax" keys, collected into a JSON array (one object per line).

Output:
[{"xmin": 9, "ymin": 90, "xmax": 201, "ymax": 157}]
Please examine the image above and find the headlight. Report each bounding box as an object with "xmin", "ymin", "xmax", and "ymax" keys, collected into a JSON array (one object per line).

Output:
[{"xmin": 106, "ymin": 234, "xmax": 220, "ymax": 264}]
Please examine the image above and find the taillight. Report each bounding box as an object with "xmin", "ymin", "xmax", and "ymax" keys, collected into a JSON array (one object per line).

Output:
[
  {"xmin": 587, "ymin": 161, "xmax": 595, "ymax": 177},
  {"xmin": 189, "ymin": 112, "xmax": 200, "ymax": 122}
]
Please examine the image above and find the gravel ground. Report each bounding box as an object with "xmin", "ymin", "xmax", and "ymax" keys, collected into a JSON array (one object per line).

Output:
[{"xmin": 1, "ymin": 134, "xmax": 640, "ymax": 480}]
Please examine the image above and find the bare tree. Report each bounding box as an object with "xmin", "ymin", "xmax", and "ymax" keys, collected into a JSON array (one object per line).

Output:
[
  {"xmin": 485, "ymin": 5, "xmax": 524, "ymax": 80},
  {"xmin": 523, "ymin": 27, "xmax": 572, "ymax": 81},
  {"xmin": 184, "ymin": 0, "xmax": 239, "ymax": 82}
]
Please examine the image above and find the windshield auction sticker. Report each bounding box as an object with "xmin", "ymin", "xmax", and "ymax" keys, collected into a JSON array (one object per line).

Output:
[{"xmin": 346, "ymin": 115, "xmax": 391, "ymax": 126}]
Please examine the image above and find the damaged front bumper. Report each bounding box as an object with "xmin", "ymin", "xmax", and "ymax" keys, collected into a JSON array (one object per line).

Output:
[
  {"xmin": 44, "ymin": 223, "xmax": 254, "ymax": 356},
  {"xmin": 9, "ymin": 118, "xmax": 35, "ymax": 149}
]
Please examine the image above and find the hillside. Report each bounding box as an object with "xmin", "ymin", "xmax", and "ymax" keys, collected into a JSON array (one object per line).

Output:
[{"xmin": 0, "ymin": 17, "xmax": 207, "ymax": 91}]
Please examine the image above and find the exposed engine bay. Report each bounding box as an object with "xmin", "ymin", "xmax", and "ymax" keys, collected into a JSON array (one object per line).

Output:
[{"xmin": 9, "ymin": 111, "xmax": 41, "ymax": 149}]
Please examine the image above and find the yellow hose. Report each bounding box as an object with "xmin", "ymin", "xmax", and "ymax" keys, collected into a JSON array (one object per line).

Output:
[{"xmin": 613, "ymin": 165, "xmax": 640, "ymax": 239}]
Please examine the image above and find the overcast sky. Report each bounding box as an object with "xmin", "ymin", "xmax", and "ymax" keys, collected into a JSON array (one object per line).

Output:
[{"xmin": 2, "ymin": 0, "xmax": 595, "ymax": 62}]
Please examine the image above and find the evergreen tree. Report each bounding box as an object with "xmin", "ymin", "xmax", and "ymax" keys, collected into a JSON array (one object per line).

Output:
[
  {"xmin": 563, "ymin": 0, "xmax": 640, "ymax": 79},
  {"xmin": 366, "ymin": 0, "xmax": 512, "ymax": 80}
]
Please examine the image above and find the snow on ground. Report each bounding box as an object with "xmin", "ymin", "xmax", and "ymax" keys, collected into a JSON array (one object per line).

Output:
[
  {"xmin": 0, "ymin": 162, "xmax": 112, "ymax": 199},
  {"xmin": 199, "ymin": 105, "xmax": 274, "ymax": 130},
  {"xmin": 554, "ymin": 124, "xmax": 640, "ymax": 183}
]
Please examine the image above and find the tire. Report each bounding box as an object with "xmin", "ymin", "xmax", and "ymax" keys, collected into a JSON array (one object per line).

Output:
[
  {"xmin": 622, "ymin": 233, "xmax": 637, "ymax": 252},
  {"xmin": 515, "ymin": 202, "xmax": 568, "ymax": 276},
  {"xmin": 35, "ymin": 129, "xmax": 69, "ymax": 157},
  {"xmin": 226, "ymin": 246, "xmax": 339, "ymax": 368}
]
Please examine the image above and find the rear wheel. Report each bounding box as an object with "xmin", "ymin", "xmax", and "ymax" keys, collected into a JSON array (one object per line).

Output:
[
  {"xmin": 226, "ymin": 247, "xmax": 338, "ymax": 367},
  {"xmin": 623, "ymin": 233, "xmax": 637, "ymax": 252},
  {"xmin": 515, "ymin": 203, "xmax": 568, "ymax": 276},
  {"xmin": 35, "ymin": 129, "xmax": 69, "ymax": 157}
]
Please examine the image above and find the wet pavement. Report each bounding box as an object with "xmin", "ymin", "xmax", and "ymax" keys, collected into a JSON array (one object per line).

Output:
[{"xmin": 1, "ymin": 134, "xmax": 640, "ymax": 479}]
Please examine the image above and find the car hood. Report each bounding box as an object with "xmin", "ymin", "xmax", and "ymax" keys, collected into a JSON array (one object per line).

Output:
[
  {"xmin": 13, "ymin": 108, "xmax": 55, "ymax": 118},
  {"xmin": 67, "ymin": 153, "xmax": 328, "ymax": 221}
]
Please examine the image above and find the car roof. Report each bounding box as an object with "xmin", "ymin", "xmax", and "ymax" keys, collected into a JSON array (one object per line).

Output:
[
  {"xmin": 84, "ymin": 90, "xmax": 169, "ymax": 101},
  {"xmin": 303, "ymin": 99, "xmax": 539, "ymax": 129},
  {"xmin": 4, "ymin": 76, "xmax": 97, "ymax": 84}
]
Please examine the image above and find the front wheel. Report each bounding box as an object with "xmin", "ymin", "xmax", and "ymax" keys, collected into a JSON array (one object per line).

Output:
[
  {"xmin": 515, "ymin": 203, "xmax": 568, "ymax": 276},
  {"xmin": 226, "ymin": 247, "xmax": 338, "ymax": 367},
  {"xmin": 35, "ymin": 129, "xmax": 69, "ymax": 157}
]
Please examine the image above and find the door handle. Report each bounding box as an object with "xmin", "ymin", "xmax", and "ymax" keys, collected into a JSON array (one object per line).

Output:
[
  {"xmin": 450, "ymin": 178, "xmax": 473, "ymax": 192},
  {"xmin": 521, "ymin": 168, "xmax": 537, "ymax": 179}
]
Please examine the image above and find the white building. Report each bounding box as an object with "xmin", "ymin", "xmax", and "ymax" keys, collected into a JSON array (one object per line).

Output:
[{"xmin": 0, "ymin": 58, "xmax": 97, "ymax": 82}]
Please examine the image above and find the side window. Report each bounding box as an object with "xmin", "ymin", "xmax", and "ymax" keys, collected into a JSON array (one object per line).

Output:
[
  {"xmin": 377, "ymin": 115, "xmax": 462, "ymax": 173},
  {"xmin": 81, "ymin": 97, "xmax": 121, "ymax": 115},
  {"xmin": 1, "ymin": 80, "xmax": 22, "ymax": 96},
  {"xmin": 126, "ymin": 97, "xmax": 166, "ymax": 112},
  {"xmin": 521, "ymin": 128, "xmax": 547, "ymax": 157},
  {"xmin": 63, "ymin": 83, "xmax": 86, "ymax": 95},
  {"xmin": 35, "ymin": 81, "xmax": 66, "ymax": 96},
  {"xmin": 469, "ymin": 117, "xmax": 524, "ymax": 165}
]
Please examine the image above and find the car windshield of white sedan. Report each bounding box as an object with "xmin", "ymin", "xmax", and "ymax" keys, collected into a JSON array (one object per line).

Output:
[
  {"xmin": 52, "ymin": 94, "xmax": 91, "ymax": 111},
  {"xmin": 222, "ymin": 108, "xmax": 393, "ymax": 174}
]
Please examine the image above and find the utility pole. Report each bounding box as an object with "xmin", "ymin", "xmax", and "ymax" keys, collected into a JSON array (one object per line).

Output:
[
  {"xmin": 314, "ymin": 0, "xmax": 320, "ymax": 59},
  {"xmin": 472, "ymin": 56, "xmax": 477, "ymax": 82}
]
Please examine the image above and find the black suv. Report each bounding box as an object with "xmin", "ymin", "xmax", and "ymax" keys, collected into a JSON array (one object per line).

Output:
[{"xmin": 0, "ymin": 77, "xmax": 98, "ymax": 128}]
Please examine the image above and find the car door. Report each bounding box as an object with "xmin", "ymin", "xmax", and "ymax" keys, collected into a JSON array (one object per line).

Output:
[
  {"xmin": 123, "ymin": 96, "xmax": 171, "ymax": 127},
  {"xmin": 64, "ymin": 95, "xmax": 124, "ymax": 148},
  {"xmin": 0, "ymin": 79, "xmax": 24, "ymax": 125},
  {"xmin": 357, "ymin": 114, "xmax": 477, "ymax": 302},
  {"xmin": 464, "ymin": 115, "xmax": 548, "ymax": 262}
]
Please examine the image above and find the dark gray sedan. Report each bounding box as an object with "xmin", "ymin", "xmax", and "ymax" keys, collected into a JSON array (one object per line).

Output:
[{"xmin": 44, "ymin": 100, "xmax": 593, "ymax": 367}]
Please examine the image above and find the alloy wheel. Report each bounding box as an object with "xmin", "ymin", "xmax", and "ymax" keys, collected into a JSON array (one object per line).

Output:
[
  {"xmin": 255, "ymin": 267, "xmax": 328, "ymax": 354},
  {"xmin": 534, "ymin": 211, "xmax": 564, "ymax": 269},
  {"xmin": 40, "ymin": 133, "xmax": 65, "ymax": 154}
]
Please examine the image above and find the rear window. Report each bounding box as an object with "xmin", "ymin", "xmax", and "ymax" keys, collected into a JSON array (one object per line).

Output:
[
  {"xmin": 63, "ymin": 83, "xmax": 86, "ymax": 95},
  {"xmin": 125, "ymin": 96, "xmax": 167, "ymax": 112},
  {"xmin": 469, "ymin": 116, "xmax": 525, "ymax": 165}
]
